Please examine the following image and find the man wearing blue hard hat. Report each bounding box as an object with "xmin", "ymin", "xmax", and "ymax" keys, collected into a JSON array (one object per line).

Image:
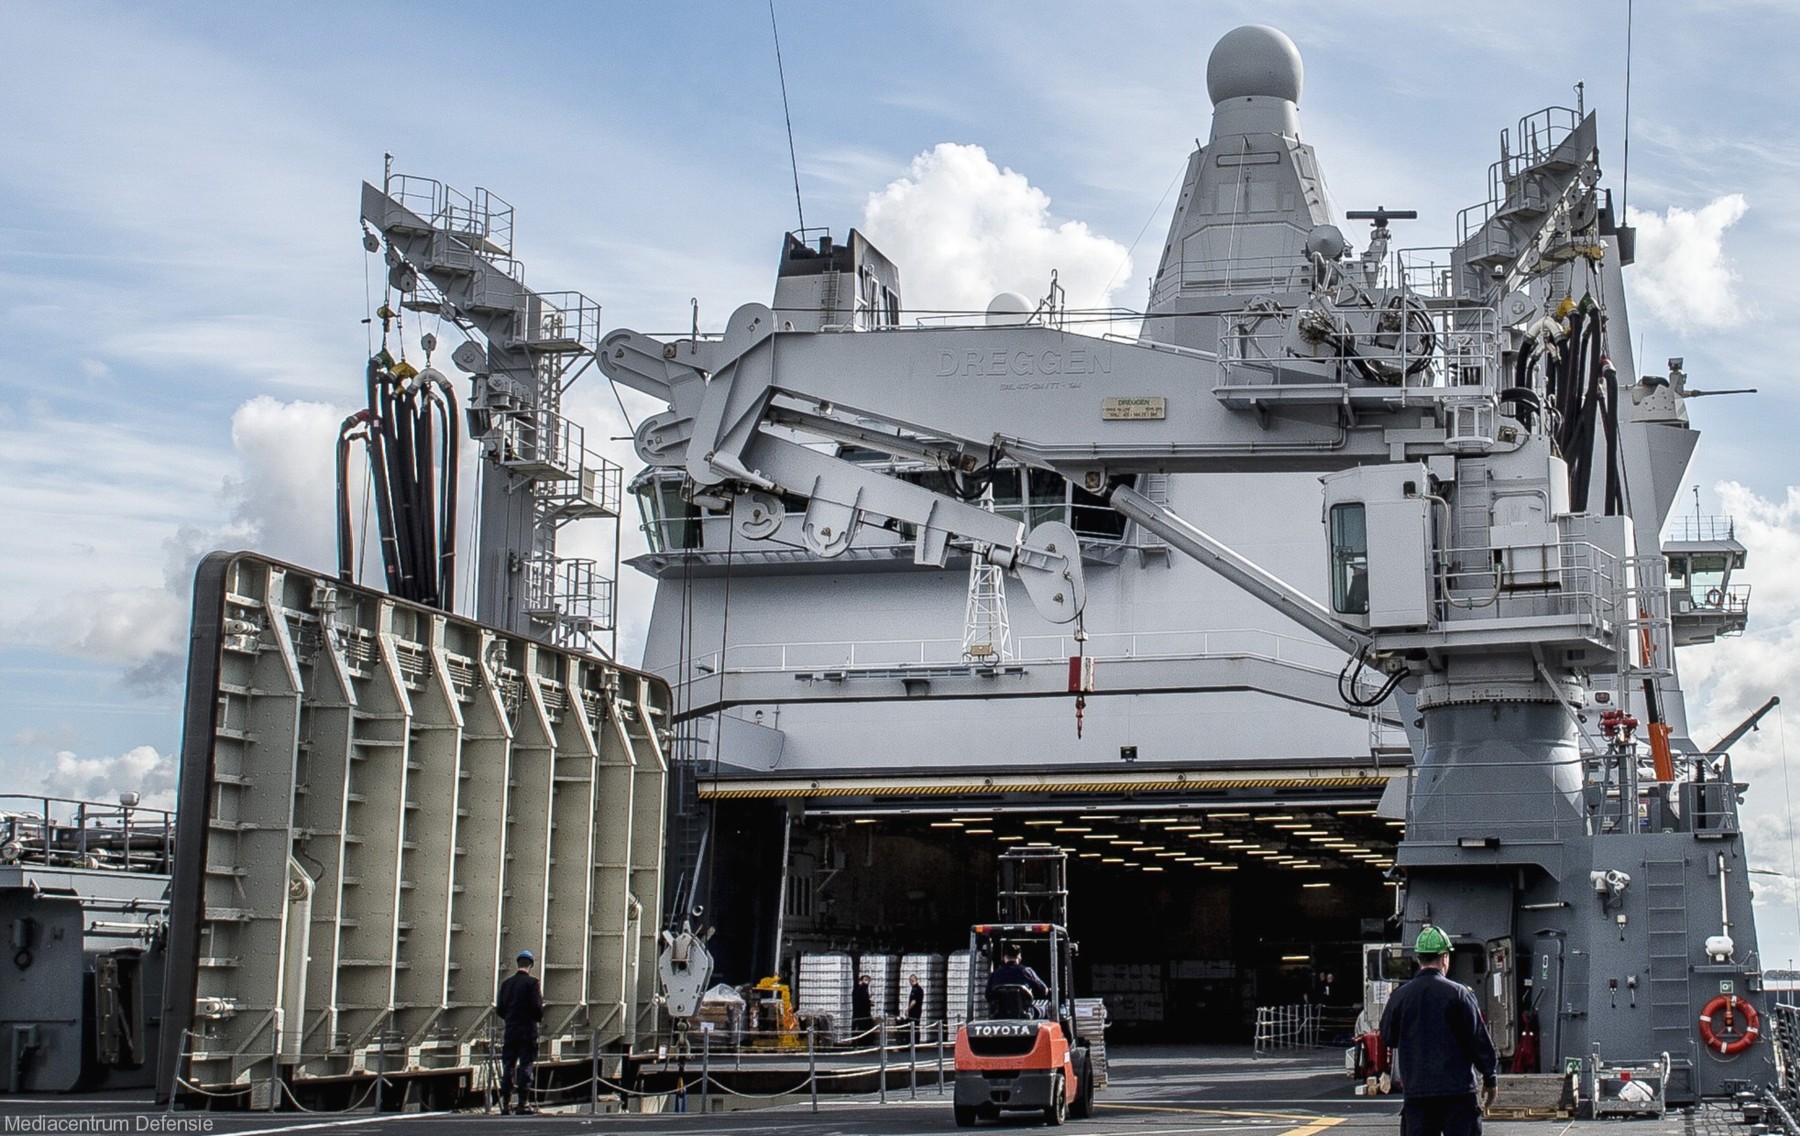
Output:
[
  {"xmin": 495, "ymin": 949, "xmax": 545, "ymax": 1114},
  {"xmin": 1379, "ymin": 925, "xmax": 1499, "ymax": 1136}
]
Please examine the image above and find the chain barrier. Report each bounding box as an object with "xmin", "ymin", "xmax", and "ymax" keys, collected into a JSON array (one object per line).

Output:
[{"xmin": 172, "ymin": 1021, "xmax": 951, "ymax": 1115}]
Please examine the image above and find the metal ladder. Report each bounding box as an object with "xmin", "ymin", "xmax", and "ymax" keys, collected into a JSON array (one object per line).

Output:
[{"xmin": 1644, "ymin": 858, "xmax": 1696, "ymax": 1094}]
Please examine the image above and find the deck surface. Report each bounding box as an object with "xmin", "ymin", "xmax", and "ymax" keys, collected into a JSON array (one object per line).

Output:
[{"xmin": 0, "ymin": 1046, "xmax": 1709, "ymax": 1136}]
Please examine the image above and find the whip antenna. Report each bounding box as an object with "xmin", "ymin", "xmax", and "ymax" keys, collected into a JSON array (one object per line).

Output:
[
  {"xmin": 1622, "ymin": 0, "xmax": 1633, "ymax": 216},
  {"xmin": 768, "ymin": 0, "xmax": 807, "ymax": 233}
]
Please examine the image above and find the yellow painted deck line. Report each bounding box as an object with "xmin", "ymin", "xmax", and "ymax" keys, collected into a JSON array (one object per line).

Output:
[{"xmin": 1100, "ymin": 1102, "xmax": 1333, "ymax": 1122}]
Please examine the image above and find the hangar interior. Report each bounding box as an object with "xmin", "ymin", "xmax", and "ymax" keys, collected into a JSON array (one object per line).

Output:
[{"xmin": 698, "ymin": 776, "xmax": 1403, "ymax": 1041}]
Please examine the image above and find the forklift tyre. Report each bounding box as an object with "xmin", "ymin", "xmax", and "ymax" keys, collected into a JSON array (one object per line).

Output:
[
  {"xmin": 954, "ymin": 1105, "xmax": 977, "ymax": 1128},
  {"xmin": 1045, "ymin": 1072, "xmax": 1067, "ymax": 1126},
  {"xmin": 1071, "ymin": 1051, "xmax": 1094, "ymax": 1119}
]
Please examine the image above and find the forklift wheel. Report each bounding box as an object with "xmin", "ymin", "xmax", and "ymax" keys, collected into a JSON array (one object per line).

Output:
[
  {"xmin": 1071, "ymin": 1052, "xmax": 1094, "ymax": 1119},
  {"xmin": 1045, "ymin": 1072, "xmax": 1067, "ymax": 1126},
  {"xmin": 954, "ymin": 1105, "xmax": 977, "ymax": 1128}
]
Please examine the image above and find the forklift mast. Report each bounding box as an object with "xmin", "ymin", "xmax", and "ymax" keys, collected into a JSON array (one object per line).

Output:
[{"xmin": 998, "ymin": 847, "xmax": 1069, "ymax": 927}]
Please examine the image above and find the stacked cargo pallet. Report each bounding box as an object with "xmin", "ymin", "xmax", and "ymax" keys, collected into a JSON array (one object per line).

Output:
[
  {"xmin": 798, "ymin": 951, "xmax": 855, "ymax": 1042},
  {"xmin": 947, "ymin": 949, "xmax": 975, "ymax": 1027},
  {"xmin": 1073, "ymin": 998, "xmax": 1110, "ymax": 1088}
]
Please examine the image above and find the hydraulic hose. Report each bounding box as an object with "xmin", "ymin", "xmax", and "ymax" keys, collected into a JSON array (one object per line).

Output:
[{"xmin": 340, "ymin": 354, "xmax": 463, "ymax": 611}]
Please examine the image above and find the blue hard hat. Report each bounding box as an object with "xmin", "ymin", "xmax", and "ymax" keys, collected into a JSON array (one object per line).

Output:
[{"xmin": 517, "ymin": 949, "xmax": 534, "ymax": 962}]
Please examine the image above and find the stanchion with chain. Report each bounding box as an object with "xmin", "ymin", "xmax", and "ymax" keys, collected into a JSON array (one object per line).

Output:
[
  {"xmin": 938, "ymin": 1023, "xmax": 947, "ymax": 1095},
  {"xmin": 909, "ymin": 1024, "xmax": 918, "ymax": 1099},
  {"xmin": 268, "ymin": 1024, "xmax": 281, "ymax": 1112},
  {"xmin": 700, "ymin": 1028, "xmax": 711, "ymax": 1115},
  {"xmin": 878, "ymin": 1019, "xmax": 888, "ymax": 1104},
  {"xmin": 590, "ymin": 1027, "xmax": 599, "ymax": 1115},
  {"xmin": 808, "ymin": 1024, "xmax": 818, "ymax": 1113}
]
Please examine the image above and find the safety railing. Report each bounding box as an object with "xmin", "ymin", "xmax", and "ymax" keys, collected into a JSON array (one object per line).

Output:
[
  {"xmin": 496, "ymin": 405, "xmax": 580, "ymax": 480},
  {"xmin": 1148, "ymin": 253, "xmax": 1315, "ymax": 306},
  {"xmin": 632, "ymin": 479, "xmax": 1145, "ymax": 556},
  {"xmin": 1252, "ymin": 1004, "xmax": 1323, "ymax": 1054},
  {"xmin": 1666, "ymin": 514, "xmax": 1738, "ymax": 544},
  {"xmin": 1400, "ymin": 757, "xmax": 1593, "ymax": 843},
  {"xmin": 1436, "ymin": 539, "xmax": 1619, "ymax": 632},
  {"xmin": 1217, "ymin": 299, "xmax": 1500, "ymax": 391},
  {"xmin": 524, "ymin": 555, "xmax": 615, "ymax": 638},
  {"xmin": 1764, "ymin": 1003, "xmax": 1800, "ymax": 1136},
  {"xmin": 672, "ymin": 626, "xmax": 1349, "ymax": 681},
  {"xmin": 1455, "ymin": 106, "xmax": 1583, "ymax": 247},
  {"xmin": 545, "ymin": 453, "xmax": 622, "ymax": 522},
  {"xmin": 1620, "ymin": 555, "xmax": 1674, "ymax": 681},
  {"xmin": 0, "ymin": 793, "xmax": 174, "ymax": 874},
  {"xmin": 1394, "ymin": 247, "xmax": 1460, "ymax": 299},
  {"xmin": 384, "ymin": 175, "xmax": 514, "ymax": 257},
  {"xmin": 1406, "ymin": 746, "xmax": 1742, "ymax": 841},
  {"xmin": 1672, "ymin": 582, "xmax": 1751, "ymax": 617},
  {"xmin": 518, "ymin": 291, "xmax": 601, "ymax": 354}
]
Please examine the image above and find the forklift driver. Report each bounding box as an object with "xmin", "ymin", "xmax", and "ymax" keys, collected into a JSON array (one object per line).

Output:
[{"xmin": 986, "ymin": 943, "xmax": 1049, "ymax": 1019}]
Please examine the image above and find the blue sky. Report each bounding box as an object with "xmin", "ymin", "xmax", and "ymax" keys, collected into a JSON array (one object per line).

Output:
[{"xmin": 4, "ymin": 0, "xmax": 1799, "ymax": 951}]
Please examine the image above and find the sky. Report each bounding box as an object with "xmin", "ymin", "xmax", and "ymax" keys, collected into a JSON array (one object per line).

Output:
[{"xmin": 3, "ymin": 0, "xmax": 1798, "ymax": 955}]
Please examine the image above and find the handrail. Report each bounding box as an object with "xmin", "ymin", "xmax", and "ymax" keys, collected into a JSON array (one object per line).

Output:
[
  {"xmin": 0, "ymin": 793, "xmax": 175, "ymax": 874},
  {"xmin": 664, "ymin": 626, "xmax": 1349, "ymax": 681}
]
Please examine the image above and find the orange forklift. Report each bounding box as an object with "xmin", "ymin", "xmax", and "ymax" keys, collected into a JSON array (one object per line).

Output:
[{"xmin": 953, "ymin": 848, "xmax": 1100, "ymax": 1126}]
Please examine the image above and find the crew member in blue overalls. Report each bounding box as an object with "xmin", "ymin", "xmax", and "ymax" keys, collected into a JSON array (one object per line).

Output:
[
  {"xmin": 1379, "ymin": 926, "xmax": 1499, "ymax": 1136},
  {"xmin": 496, "ymin": 949, "xmax": 545, "ymax": 1115}
]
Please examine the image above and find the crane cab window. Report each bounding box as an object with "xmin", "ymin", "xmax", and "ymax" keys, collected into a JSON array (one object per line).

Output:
[{"xmin": 1330, "ymin": 503, "xmax": 1369, "ymax": 615}]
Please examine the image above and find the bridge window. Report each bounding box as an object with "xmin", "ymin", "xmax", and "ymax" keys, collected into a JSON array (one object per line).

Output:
[
  {"xmin": 637, "ymin": 479, "xmax": 702, "ymax": 552},
  {"xmin": 1330, "ymin": 503, "xmax": 1369, "ymax": 615}
]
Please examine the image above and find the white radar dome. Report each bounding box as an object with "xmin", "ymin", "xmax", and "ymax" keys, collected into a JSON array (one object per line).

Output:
[
  {"xmin": 1206, "ymin": 25, "xmax": 1303, "ymax": 106},
  {"xmin": 986, "ymin": 291, "xmax": 1033, "ymax": 327}
]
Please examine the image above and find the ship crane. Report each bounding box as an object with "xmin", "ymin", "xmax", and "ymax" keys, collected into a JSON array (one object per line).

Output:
[{"xmin": 601, "ymin": 24, "xmax": 1772, "ymax": 1101}]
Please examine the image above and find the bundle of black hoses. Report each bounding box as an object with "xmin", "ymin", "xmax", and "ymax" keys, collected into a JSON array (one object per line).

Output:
[
  {"xmin": 336, "ymin": 356, "xmax": 459, "ymax": 608},
  {"xmin": 1519, "ymin": 299, "xmax": 1624, "ymax": 517},
  {"xmin": 1338, "ymin": 645, "xmax": 1407, "ymax": 709}
]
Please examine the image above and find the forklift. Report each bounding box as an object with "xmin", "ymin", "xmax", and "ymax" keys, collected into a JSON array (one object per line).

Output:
[{"xmin": 953, "ymin": 848, "xmax": 1101, "ymax": 1126}]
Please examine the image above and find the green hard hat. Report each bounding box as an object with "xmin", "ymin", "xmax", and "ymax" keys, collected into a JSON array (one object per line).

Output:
[{"xmin": 1414, "ymin": 925, "xmax": 1452, "ymax": 955}]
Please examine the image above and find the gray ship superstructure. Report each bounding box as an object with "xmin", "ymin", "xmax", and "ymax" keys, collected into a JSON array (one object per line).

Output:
[{"xmin": 611, "ymin": 25, "xmax": 1770, "ymax": 1101}]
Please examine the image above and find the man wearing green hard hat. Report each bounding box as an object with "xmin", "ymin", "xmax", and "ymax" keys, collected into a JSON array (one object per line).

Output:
[{"xmin": 1379, "ymin": 925, "xmax": 1499, "ymax": 1136}]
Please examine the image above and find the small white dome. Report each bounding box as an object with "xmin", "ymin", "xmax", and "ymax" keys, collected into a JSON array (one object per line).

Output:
[
  {"xmin": 1206, "ymin": 25, "xmax": 1303, "ymax": 106},
  {"xmin": 986, "ymin": 291, "xmax": 1033, "ymax": 327}
]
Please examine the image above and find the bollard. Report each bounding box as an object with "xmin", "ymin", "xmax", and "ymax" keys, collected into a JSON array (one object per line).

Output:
[
  {"xmin": 879, "ymin": 1019, "xmax": 887, "ymax": 1104},
  {"xmin": 910, "ymin": 1025, "xmax": 918, "ymax": 1099},
  {"xmin": 808, "ymin": 1024, "xmax": 818, "ymax": 1113}
]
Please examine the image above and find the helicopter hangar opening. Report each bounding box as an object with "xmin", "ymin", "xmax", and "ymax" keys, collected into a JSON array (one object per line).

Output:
[{"xmin": 697, "ymin": 766, "xmax": 1403, "ymax": 1041}]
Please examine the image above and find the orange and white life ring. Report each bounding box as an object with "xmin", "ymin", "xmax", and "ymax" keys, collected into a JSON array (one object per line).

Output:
[{"xmin": 1697, "ymin": 994, "xmax": 1760, "ymax": 1055}]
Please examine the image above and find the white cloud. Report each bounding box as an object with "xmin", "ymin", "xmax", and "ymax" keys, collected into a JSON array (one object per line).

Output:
[
  {"xmin": 1679, "ymin": 481, "xmax": 1800, "ymax": 759},
  {"xmin": 1625, "ymin": 195, "xmax": 1749, "ymax": 333},
  {"xmin": 1, "ymin": 395, "xmax": 351, "ymax": 689},
  {"xmin": 40, "ymin": 745, "xmax": 179, "ymax": 812},
  {"xmin": 224, "ymin": 395, "xmax": 353, "ymax": 570},
  {"xmin": 1673, "ymin": 482, "xmax": 1800, "ymax": 962},
  {"xmin": 861, "ymin": 143, "xmax": 1133, "ymax": 317}
]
